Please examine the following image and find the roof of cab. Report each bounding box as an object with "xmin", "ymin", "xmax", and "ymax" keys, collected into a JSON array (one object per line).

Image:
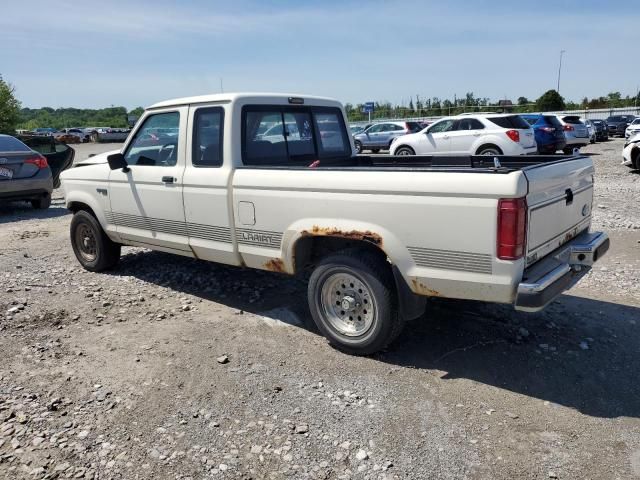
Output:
[{"xmin": 148, "ymin": 92, "xmax": 340, "ymax": 110}]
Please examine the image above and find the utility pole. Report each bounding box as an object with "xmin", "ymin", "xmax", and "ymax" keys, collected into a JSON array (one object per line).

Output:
[{"xmin": 557, "ymin": 50, "xmax": 565, "ymax": 93}]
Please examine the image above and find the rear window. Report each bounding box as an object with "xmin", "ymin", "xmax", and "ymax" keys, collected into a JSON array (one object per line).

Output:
[
  {"xmin": 562, "ymin": 116, "xmax": 583, "ymax": 125},
  {"xmin": 0, "ymin": 136, "xmax": 31, "ymax": 153},
  {"xmin": 522, "ymin": 116, "xmax": 538, "ymax": 126},
  {"xmin": 544, "ymin": 116, "xmax": 563, "ymax": 128},
  {"xmin": 487, "ymin": 116, "xmax": 530, "ymax": 129},
  {"xmin": 242, "ymin": 106, "xmax": 350, "ymax": 166}
]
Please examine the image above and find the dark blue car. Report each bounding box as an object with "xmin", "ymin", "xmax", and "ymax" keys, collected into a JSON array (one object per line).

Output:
[{"xmin": 520, "ymin": 114, "xmax": 566, "ymax": 154}]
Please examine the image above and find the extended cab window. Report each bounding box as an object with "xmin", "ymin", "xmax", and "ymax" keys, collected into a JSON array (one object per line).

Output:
[
  {"xmin": 192, "ymin": 107, "xmax": 224, "ymax": 167},
  {"xmin": 242, "ymin": 106, "xmax": 350, "ymax": 166},
  {"xmin": 124, "ymin": 112, "xmax": 180, "ymax": 167}
]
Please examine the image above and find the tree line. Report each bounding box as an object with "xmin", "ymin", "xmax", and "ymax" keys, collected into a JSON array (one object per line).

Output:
[{"xmin": 345, "ymin": 90, "xmax": 640, "ymax": 122}]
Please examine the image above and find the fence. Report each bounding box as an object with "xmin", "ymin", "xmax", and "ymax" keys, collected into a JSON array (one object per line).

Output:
[{"xmin": 349, "ymin": 105, "xmax": 640, "ymax": 126}]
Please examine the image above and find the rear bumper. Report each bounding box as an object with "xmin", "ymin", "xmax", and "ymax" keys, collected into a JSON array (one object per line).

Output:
[
  {"xmin": 514, "ymin": 231, "xmax": 609, "ymax": 312},
  {"xmin": 0, "ymin": 170, "xmax": 53, "ymax": 200}
]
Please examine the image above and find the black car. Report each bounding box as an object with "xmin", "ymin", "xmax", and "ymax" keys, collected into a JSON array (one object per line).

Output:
[
  {"xmin": 0, "ymin": 134, "xmax": 54, "ymax": 209},
  {"xmin": 605, "ymin": 115, "xmax": 636, "ymax": 137},
  {"xmin": 591, "ymin": 120, "xmax": 609, "ymax": 141}
]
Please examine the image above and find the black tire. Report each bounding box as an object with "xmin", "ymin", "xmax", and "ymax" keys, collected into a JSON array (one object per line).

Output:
[
  {"xmin": 354, "ymin": 140, "xmax": 362, "ymax": 154},
  {"xmin": 395, "ymin": 146, "xmax": 415, "ymax": 156},
  {"xmin": 562, "ymin": 147, "xmax": 574, "ymax": 155},
  {"xmin": 371, "ymin": 148, "xmax": 380, "ymax": 153},
  {"xmin": 477, "ymin": 145, "xmax": 502, "ymax": 155},
  {"xmin": 70, "ymin": 210, "xmax": 121, "ymax": 272},
  {"xmin": 31, "ymin": 193, "xmax": 51, "ymax": 210},
  {"xmin": 308, "ymin": 250, "xmax": 403, "ymax": 355}
]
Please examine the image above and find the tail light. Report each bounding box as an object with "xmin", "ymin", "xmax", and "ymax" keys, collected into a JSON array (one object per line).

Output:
[
  {"xmin": 563, "ymin": 124, "xmax": 574, "ymax": 131},
  {"xmin": 24, "ymin": 155, "xmax": 48, "ymax": 169},
  {"xmin": 505, "ymin": 130, "xmax": 520, "ymax": 142},
  {"xmin": 497, "ymin": 198, "xmax": 527, "ymax": 260}
]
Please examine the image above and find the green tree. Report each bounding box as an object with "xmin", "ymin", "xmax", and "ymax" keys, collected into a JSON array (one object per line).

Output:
[
  {"xmin": 535, "ymin": 89, "xmax": 565, "ymax": 112},
  {"xmin": 517, "ymin": 96, "xmax": 529, "ymax": 106},
  {"xmin": 0, "ymin": 75, "xmax": 22, "ymax": 135}
]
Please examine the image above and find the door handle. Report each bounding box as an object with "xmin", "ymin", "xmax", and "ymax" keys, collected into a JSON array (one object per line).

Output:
[{"xmin": 162, "ymin": 176, "xmax": 175, "ymax": 184}]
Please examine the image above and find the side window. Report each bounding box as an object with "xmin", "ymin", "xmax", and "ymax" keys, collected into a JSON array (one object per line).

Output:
[
  {"xmin": 458, "ymin": 119, "xmax": 485, "ymax": 130},
  {"xmin": 192, "ymin": 107, "xmax": 224, "ymax": 167},
  {"xmin": 315, "ymin": 112, "xmax": 349, "ymax": 155},
  {"xmin": 391, "ymin": 124, "xmax": 404, "ymax": 131},
  {"xmin": 124, "ymin": 112, "xmax": 180, "ymax": 167},
  {"xmin": 428, "ymin": 120, "xmax": 455, "ymax": 133},
  {"xmin": 367, "ymin": 124, "xmax": 383, "ymax": 133}
]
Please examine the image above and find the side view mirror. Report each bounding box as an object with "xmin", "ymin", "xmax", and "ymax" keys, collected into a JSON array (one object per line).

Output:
[{"xmin": 107, "ymin": 153, "xmax": 129, "ymax": 172}]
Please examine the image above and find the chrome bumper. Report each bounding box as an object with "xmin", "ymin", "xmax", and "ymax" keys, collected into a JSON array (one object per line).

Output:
[{"xmin": 514, "ymin": 231, "xmax": 609, "ymax": 312}]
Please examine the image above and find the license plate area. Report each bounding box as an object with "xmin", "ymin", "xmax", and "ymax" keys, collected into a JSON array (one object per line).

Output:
[{"xmin": 0, "ymin": 167, "xmax": 14, "ymax": 179}]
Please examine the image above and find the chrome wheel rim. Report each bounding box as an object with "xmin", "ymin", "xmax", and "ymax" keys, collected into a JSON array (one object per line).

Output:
[
  {"xmin": 481, "ymin": 149, "xmax": 499, "ymax": 155},
  {"xmin": 75, "ymin": 223, "xmax": 97, "ymax": 262},
  {"xmin": 320, "ymin": 272, "xmax": 375, "ymax": 337},
  {"xmin": 397, "ymin": 148, "xmax": 412, "ymax": 156}
]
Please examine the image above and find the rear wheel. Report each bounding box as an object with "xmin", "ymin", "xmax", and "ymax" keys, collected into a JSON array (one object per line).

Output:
[
  {"xmin": 31, "ymin": 193, "xmax": 51, "ymax": 210},
  {"xmin": 354, "ymin": 140, "xmax": 363, "ymax": 154},
  {"xmin": 70, "ymin": 210, "xmax": 121, "ymax": 271},
  {"xmin": 477, "ymin": 145, "xmax": 502, "ymax": 156},
  {"xmin": 395, "ymin": 146, "xmax": 415, "ymax": 156},
  {"xmin": 308, "ymin": 250, "xmax": 403, "ymax": 355}
]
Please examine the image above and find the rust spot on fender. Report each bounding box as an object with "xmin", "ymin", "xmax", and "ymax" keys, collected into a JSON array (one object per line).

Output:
[
  {"xmin": 411, "ymin": 278, "xmax": 441, "ymax": 297},
  {"xmin": 264, "ymin": 258, "xmax": 286, "ymax": 273},
  {"xmin": 301, "ymin": 226, "xmax": 383, "ymax": 247}
]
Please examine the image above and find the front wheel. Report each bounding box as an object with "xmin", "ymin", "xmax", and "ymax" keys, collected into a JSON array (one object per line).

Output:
[
  {"xmin": 308, "ymin": 250, "xmax": 403, "ymax": 355},
  {"xmin": 70, "ymin": 210, "xmax": 121, "ymax": 271},
  {"xmin": 395, "ymin": 146, "xmax": 415, "ymax": 156},
  {"xmin": 354, "ymin": 140, "xmax": 363, "ymax": 154}
]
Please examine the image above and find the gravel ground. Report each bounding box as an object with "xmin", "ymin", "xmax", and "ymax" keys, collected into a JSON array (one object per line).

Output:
[{"xmin": 0, "ymin": 139, "xmax": 639, "ymax": 480}]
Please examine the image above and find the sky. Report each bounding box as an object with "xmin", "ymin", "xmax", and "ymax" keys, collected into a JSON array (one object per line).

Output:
[{"xmin": 1, "ymin": 0, "xmax": 638, "ymax": 110}]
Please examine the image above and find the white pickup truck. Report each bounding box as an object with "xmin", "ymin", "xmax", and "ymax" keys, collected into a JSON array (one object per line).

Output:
[{"xmin": 60, "ymin": 93, "xmax": 609, "ymax": 355}]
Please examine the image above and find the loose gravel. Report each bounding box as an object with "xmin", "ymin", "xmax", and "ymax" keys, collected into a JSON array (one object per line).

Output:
[{"xmin": 0, "ymin": 139, "xmax": 638, "ymax": 479}]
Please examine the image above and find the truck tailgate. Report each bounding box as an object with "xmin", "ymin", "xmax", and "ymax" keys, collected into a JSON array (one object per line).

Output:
[{"xmin": 523, "ymin": 157, "xmax": 594, "ymax": 266}]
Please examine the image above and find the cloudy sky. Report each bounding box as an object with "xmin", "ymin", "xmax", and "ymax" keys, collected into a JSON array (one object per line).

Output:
[{"xmin": 1, "ymin": 0, "xmax": 637, "ymax": 109}]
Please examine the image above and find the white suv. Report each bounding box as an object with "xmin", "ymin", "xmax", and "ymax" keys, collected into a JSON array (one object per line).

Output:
[{"xmin": 389, "ymin": 114, "xmax": 537, "ymax": 156}]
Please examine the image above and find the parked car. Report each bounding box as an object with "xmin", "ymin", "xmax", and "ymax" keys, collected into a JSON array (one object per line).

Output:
[
  {"xmin": 622, "ymin": 132, "xmax": 640, "ymax": 169},
  {"xmin": 60, "ymin": 93, "xmax": 608, "ymax": 355},
  {"xmin": 63, "ymin": 128, "xmax": 91, "ymax": 142},
  {"xmin": 18, "ymin": 135, "xmax": 75, "ymax": 188},
  {"xmin": 606, "ymin": 115, "xmax": 636, "ymax": 137},
  {"xmin": 591, "ymin": 120, "xmax": 609, "ymax": 141},
  {"xmin": 353, "ymin": 121, "xmax": 423, "ymax": 153},
  {"xmin": 582, "ymin": 119, "xmax": 597, "ymax": 144},
  {"xmin": 555, "ymin": 115, "xmax": 589, "ymax": 153},
  {"xmin": 624, "ymin": 118, "xmax": 640, "ymax": 139},
  {"xmin": 54, "ymin": 132, "xmax": 82, "ymax": 144},
  {"xmin": 389, "ymin": 113, "xmax": 537, "ymax": 156},
  {"xmin": 0, "ymin": 134, "xmax": 53, "ymax": 209},
  {"xmin": 520, "ymin": 114, "xmax": 567, "ymax": 154},
  {"xmin": 33, "ymin": 128, "xmax": 58, "ymax": 136}
]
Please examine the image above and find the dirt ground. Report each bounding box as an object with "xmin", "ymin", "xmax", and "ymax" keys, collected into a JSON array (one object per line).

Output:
[{"xmin": 0, "ymin": 139, "xmax": 639, "ymax": 480}]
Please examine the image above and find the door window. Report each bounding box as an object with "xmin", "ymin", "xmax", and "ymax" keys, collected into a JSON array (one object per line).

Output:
[
  {"xmin": 124, "ymin": 112, "xmax": 180, "ymax": 166},
  {"xmin": 192, "ymin": 107, "xmax": 224, "ymax": 167},
  {"xmin": 428, "ymin": 120, "xmax": 456, "ymax": 133},
  {"xmin": 367, "ymin": 124, "xmax": 384, "ymax": 133},
  {"xmin": 457, "ymin": 118, "xmax": 485, "ymax": 130}
]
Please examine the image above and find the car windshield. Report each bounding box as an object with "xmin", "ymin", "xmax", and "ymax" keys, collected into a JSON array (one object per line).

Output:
[{"xmin": 0, "ymin": 135, "xmax": 31, "ymax": 153}]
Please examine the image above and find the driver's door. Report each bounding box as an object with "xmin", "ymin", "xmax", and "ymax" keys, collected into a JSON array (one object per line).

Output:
[
  {"xmin": 108, "ymin": 107, "xmax": 190, "ymax": 253},
  {"xmin": 416, "ymin": 119, "xmax": 455, "ymax": 153}
]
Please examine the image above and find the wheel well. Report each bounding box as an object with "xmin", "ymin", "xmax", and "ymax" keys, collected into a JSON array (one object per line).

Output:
[
  {"xmin": 395, "ymin": 145, "xmax": 414, "ymax": 152},
  {"xmin": 476, "ymin": 143, "xmax": 503, "ymax": 155},
  {"xmin": 293, "ymin": 236, "xmax": 387, "ymax": 274},
  {"xmin": 68, "ymin": 201, "xmax": 96, "ymax": 217}
]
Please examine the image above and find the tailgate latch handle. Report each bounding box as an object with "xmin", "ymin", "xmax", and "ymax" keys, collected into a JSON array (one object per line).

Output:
[{"xmin": 565, "ymin": 188, "xmax": 574, "ymax": 205}]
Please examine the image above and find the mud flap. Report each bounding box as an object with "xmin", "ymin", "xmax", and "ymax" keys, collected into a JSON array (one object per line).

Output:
[{"xmin": 392, "ymin": 265, "xmax": 427, "ymax": 321}]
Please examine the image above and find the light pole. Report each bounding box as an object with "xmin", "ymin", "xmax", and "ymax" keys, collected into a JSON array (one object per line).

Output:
[{"xmin": 557, "ymin": 50, "xmax": 565, "ymax": 93}]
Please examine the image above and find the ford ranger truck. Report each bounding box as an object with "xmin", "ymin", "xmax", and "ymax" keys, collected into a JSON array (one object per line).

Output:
[{"xmin": 60, "ymin": 93, "xmax": 609, "ymax": 355}]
